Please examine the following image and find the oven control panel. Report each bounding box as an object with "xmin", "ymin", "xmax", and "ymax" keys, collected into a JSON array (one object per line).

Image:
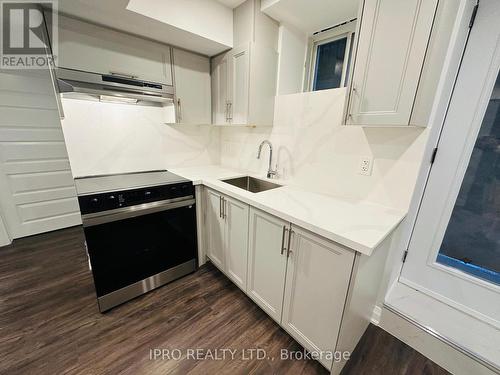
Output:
[{"xmin": 78, "ymin": 182, "xmax": 194, "ymax": 215}]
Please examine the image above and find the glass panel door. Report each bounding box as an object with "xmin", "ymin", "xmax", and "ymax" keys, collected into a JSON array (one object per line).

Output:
[
  {"xmin": 437, "ymin": 73, "xmax": 500, "ymax": 285},
  {"xmin": 400, "ymin": 0, "xmax": 500, "ymax": 326}
]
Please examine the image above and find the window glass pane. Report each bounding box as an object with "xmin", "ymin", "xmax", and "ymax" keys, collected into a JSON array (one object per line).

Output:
[
  {"xmin": 313, "ymin": 37, "xmax": 347, "ymax": 91},
  {"xmin": 437, "ymin": 72, "xmax": 500, "ymax": 285}
]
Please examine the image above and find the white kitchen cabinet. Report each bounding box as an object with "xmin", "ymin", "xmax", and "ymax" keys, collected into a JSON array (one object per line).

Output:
[
  {"xmin": 56, "ymin": 14, "xmax": 173, "ymax": 85},
  {"xmin": 281, "ymin": 226, "xmax": 355, "ymax": 369},
  {"xmin": 224, "ymin": 196, "xmax": 249, "ymax": 290},
  {"xmin": 229, "ymin": 45, "xmax": 250, "ymax": 125},
  {"xmin": 205, "ymin": 189, "xmax": 225, "ymax": 270},
  {"xmin": 346, "ymin": 0, "xmax": 438, "ymax": 126},
  {"xmin": 205, "ymin": 189, "xmax": 249, "ymax": 291},
  {"xmin": 211, "ymin": 43, "xmax": 278, "ymax": 126},
  {"xmin": 247, "ymin": 208, "xmax": 288, "ymax": 322},
  {"xmin": 211, "ymin": 52, "xmax": 230, "ymax": 124},
  {"xmin": 172, "ymin": 49, "xmax": 211, "ymax": 124}
]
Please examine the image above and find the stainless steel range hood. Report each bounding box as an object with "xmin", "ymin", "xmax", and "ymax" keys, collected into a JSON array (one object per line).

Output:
[{"xmin": 56, "ymin": 68, "xmax": 174, "ymax": 106}]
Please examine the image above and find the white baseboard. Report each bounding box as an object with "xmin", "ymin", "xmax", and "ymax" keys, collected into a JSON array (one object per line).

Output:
[{"xmin": 378, "ymin": 306, "xmax": 498, "ymax": 375}]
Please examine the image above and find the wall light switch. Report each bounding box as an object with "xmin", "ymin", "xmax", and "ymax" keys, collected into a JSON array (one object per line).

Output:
[{"xmin": 358, "ymin": 156, "xmax": 373, "ymax": 176}]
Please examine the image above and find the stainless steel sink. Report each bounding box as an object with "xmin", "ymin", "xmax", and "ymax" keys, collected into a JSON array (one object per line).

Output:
[{"xmin": 221, "ymin": 176, "xmax": 282, "ymax": 193}]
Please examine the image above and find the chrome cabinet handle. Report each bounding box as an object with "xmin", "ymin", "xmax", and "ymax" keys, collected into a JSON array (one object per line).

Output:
[
  {"xmin": 228, "ymin": 101, "xmax": 233, "ymax": 120},
  {"xmin": 281, "ymin": 226, "xmax": 288, "ymax": 255},
  {"xmin": 287, "ymin": 229, "xmax": 294, "ymax": 257},
  {"xmin": 222, "ymin": 197, "xmax": 227, "ymax": 219},
  {"xmin": 177, "ymin": 98, "xmax": 182, "ymax": 122},
  {"xmin": 219, "ymin": 196, "xmax": 222, "ymax": 218}
]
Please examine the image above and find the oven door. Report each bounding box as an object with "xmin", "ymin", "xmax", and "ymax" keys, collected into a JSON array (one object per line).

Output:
[{"xmin": 82, "ymin": 198, "xmax": 197, "ymax": 309}]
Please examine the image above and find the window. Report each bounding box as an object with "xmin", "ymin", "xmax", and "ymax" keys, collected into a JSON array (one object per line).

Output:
[{"xmin": 307, "ymin": 21, "xmax": 356, "ymax": 91}]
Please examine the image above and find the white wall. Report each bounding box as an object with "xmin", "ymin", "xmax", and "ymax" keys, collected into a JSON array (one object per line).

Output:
[
  {"xmin": 61, "ymin": 98, "xmax": 220, "ymax": 177},
  {"xmin": 276, "ymin": 24, "xmax": 307, "ymax": 95},
  {"xmin": 220, "ymin": 88, "xmax": 428, "ymax": 211},
  {"xmin": 127, "ymin": 0, "xmax": 233, "ymax": 49}
]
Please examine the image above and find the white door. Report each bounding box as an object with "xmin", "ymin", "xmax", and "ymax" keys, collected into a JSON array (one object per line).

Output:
[
  {"xmin": 229, "ymin": 44, "xmax": 250, "ymax": 125},
  {"xmin": 56, "ymin": 14, "xmax": 173, "ymax": 85},
  {"xmin": 173, "ymin": 49, "xmax": 211, "ymax": 124},
  {"xmin": 247, "ymin": 208, "xmax": 288, "ymax": 322},
  {"xmin": 347, "ymin": 0, "xmax": 438, "ymax": 126},
  {"xmin": 211, "ymin": 52, "xmax": 229, "ymax": 124},
  {"xmin": 205, "ymin": 189, "xmax": 225, "ymax": 270},
  {"xmin": 224, "ymin": 196, "xmax": 249, "ymax": 291},
  {"xmin": 282, "ymin": 226, "xmax": 355, "ymax": 369},
  {"xmin": 0, "ymin": 69, "xmax": 81, "ymax": 239},
  {"xmin": 401, "ymin": 0, "xmax": 500, "ymax": 327}
]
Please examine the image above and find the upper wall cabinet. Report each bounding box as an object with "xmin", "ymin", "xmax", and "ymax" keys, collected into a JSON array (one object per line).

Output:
[
  {"xmin": 172, "ymin": 49, "xmax": 211, "ymax": 124},
  {"xmin": 211, "ymin": 0, "xmax": 279, "ymax": 126},
  {"xmin": 346, "ymin": 0, "xmax": 438, "ymax": 126},
  {"xmin": 56, "ymin": 15, "xmax": 173, "ymax": 86},
  {"xmin": 212, "ymin": 43, "xmax": 278, "ymax": 126}
]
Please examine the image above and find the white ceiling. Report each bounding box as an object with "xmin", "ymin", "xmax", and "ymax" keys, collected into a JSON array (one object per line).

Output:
[
  {"xmin": 57, "ymin": 0, "xmax": 233, "ymax": 56},
  {"xmin": 261, "ymin": 0, "xmax": 360, "ymax": 35},
  {"xmin": 216, "ymin": 0, "xmax": 246, "ymax": 8}
]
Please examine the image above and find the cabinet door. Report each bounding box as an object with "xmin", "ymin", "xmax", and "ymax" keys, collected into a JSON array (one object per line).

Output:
[
  {"xmin": 247, "ymin": 208, "xmax": 288, "ymax": 322},
  {"xmin": 224, "ymin": 196, "xmax": 249, "ymax": 291},
  {"xmin": 229, "ymin": 45, "xmax": 250, "ymax": 125},
  {"xmin": 205, "ymin": 189, "xmax": 225, "ymax": 270},
  {"xmin": 211, "ymin": 53, "xmax": 229, "ymax": 124},
  {"xmin": 173, "ymin": 49, "xmax": 211, "ymax": 124},
  {"xmin": 282, "ymin": 226, "xmax": 355, "ymax": 369},
  {"xmin": 347, "ymin": 0, "xmax": 438, "ymax": 126},
  {"xmin": 57, "ymin": 15, "xmax": 173, "ymax": 85}
]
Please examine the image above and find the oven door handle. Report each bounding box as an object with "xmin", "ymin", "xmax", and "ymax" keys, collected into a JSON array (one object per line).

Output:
[{"xmin": 82, "ymin": 197, "xmax": 195, "ymax": 227}]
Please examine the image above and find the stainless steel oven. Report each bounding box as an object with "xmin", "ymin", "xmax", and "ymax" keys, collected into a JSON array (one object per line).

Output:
[{"xmin": 75, "ymin": 171, "xmax": 197, "ymax": 312}]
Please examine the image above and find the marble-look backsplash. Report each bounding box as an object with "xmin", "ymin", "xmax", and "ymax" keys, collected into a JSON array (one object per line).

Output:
[
  {"xmin": 61, "ymin": 89, "xmax": 428, "ymax": 211},
  {"xmin": 60, "ymin": 98, "xmax": 220, "ymax": 177},
  {"xmin": 220, "ymin": 88, "xmax": 429, "ymax": 211}
]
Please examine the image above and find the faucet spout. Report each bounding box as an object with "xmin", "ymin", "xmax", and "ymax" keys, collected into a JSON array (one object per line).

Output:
[{"xmin": 257, "ymin": 140, "xmax": 277, "ymax": 179}]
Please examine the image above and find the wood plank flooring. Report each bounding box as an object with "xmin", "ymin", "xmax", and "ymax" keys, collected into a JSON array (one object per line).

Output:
[{"xmin": 0, "ymin": 226, "xmax": 449, "ymax": 375}]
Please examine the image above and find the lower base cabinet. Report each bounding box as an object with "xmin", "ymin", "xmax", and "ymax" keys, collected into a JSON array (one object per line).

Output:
[
  {"xmin": 282, "ymin": 226, "xmax": 355, "ymax": 369},
  {"xmin": 247, "ymin": 208, "xmax": 289, "ymax": 322},
  {"xmin": 204, "ymin": 189, "xmax": 356, "ymax": 370},
  {"xmin": 205, "ymin": 188, "xmax": 249, "ymax": 291}
]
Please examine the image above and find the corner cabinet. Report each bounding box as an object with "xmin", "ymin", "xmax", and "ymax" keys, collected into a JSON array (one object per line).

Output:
[
  {"xmin": 346, "ymin": 0, "xmax": 438, "ymax": 126},
  {"xmin": 56, "ymin": 14, "xmax": 173, "ymax": 86},
  {"xmin": 211, "ymin": 43, "xmax": 278, "ymax": 126},
  {"xmin": 205, "ymin": 189, "xmax": 249, "ymax": 291},
  {"xmin": 172, "ymin": 49, "xmax": 211, "ymax": 124}
]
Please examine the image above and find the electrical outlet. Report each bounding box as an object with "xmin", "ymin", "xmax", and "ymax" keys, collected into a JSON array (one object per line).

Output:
[{"xmin": 358, "ymin": 156, "xmax": 373, "ymax": 176}]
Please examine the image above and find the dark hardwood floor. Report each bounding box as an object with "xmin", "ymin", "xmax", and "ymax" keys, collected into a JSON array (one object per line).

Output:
[{"xmin": 0, "ymin": 226, "xmax": 449, "ymax": 375}]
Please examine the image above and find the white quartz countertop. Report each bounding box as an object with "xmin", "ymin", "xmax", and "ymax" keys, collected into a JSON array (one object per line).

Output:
[{"xmin": 169, "ymin": 165, "xmax": 406, "ymax": 256}]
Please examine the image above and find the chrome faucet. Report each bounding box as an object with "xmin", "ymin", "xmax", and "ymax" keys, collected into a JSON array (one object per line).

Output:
[{"xmin": 257, "ymin": 140, "xmax": 278, "ymax": 179}]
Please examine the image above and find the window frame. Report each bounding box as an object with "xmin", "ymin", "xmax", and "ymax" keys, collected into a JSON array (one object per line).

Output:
[{"xmin": 306, "ymin": 21, "xmax": 357, "ymax": 92}]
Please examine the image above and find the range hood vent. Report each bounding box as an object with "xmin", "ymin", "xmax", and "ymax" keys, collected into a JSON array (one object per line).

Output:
[{"xmin": 56, "ymin": 68, "xmax": 174, "ymax": 106}]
